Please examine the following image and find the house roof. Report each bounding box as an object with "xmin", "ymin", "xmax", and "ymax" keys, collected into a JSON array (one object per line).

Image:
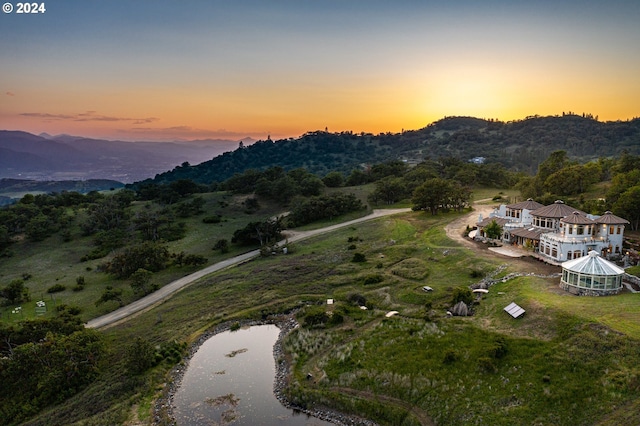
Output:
[
  {"xmin": 562, "ymin": 250, "xmax": 625, "ymax": 275},
  {"xmin": 509, "ymin": 227, "xmax": 544, "ymax": 241},
  {"xmin": 561, "ymin": 211, "xmax": 595, "ymax": 225},
  {"xmin": 477, "ymin": 216, "xmax": 511, "ymax": 228},
  {"xmin": 506, "ymin": 198, "xmax": 544, "ymax": 211},
  {"xmin": 594, "ymin": 211, "xmax": 630, "ymax": 225},
  {"xmin": 531, "ymin": 200, "xmax": 586, "ymax": 218}
]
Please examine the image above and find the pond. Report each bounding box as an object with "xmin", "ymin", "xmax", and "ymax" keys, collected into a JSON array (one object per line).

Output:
[{"xmin": 172, "ymin": 324, "xmax": 333, "ymax": 426}]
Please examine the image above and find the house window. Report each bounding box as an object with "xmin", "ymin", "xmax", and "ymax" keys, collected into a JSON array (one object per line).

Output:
[
  {"xmin": 577, "ymin": 226, "xmax": 584, "ymax": 235},
  {"xmin": 610, "ymin": 226, "xmax": 614, "ymax": 234},
  {"xmin": 551, "ymin": 248, "xmax": 557, "ymax": 258},
  {"xmin": 568, "ymin": 227, "xmax": 573, "ymax": 235},
  {"xmin": 617, "ymin": 226, "xmax": 621, "ymax": 234}
]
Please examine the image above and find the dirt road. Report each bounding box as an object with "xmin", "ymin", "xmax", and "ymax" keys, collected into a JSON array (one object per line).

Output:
[
  {"xmin": 445, "ymin": 200, "xmax": 560, "ymax": 275},
  {"xmin": 86, "ymin": 208, "xmax": 411, "ymax": 329}
]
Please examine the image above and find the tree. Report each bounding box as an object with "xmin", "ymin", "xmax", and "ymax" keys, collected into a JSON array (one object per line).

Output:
[
  {"xmin": 125, "ymin": 337, "xmax": 157, "ymax": 374},
  {"xmin": 412, "ymin": 178, "xmax": 451, "ymax": 215},
  {"xmin": 613, "ymin": 185, "xmax": 640, "ymax": 231},
  {"xmin": 25, "ymin": 213, "xmax": 55, "ymax": 242},
  {"xmin": 231, "ymin": 217, "xmax": 284, "ymax": 246},
  {"xmin": 345, "ymin": 169, "xmax": 370, "ymax": 186},
  {"xmin": 130, "ymin": 268, "xmax": 155, "ymax": 295},
  {"xmin": 213, "ymin": 238, "xmax": 230, "ymax": 253},
  {"xmin": 102, "ymin": 241, "xmax": 170, "ymax": 279},
  {"xmin": 95, "ymin": 286, "xmax": 124, "ymax": 307},
  {"xmin": 323, "ymin": 171, "xmax": 344, "ymax": 187},
  {"xmin": 484, "ymin": 219, "xmax": 503, "ymax": 239},
  {"xmin": 1, "ymin": 279, "xmax": 29, "ymax": 305},
  {"xmin": 368, "ymin": 177, "xmax": 407, "ymax": 205}
]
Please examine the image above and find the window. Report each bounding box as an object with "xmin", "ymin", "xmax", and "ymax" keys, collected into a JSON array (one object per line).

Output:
[
  {"xmin": 610, "ymin": 226, "xmax": 614, "ymax": 234},
  {"xmin": 568, "ymin": 227, "xmax": 573, "ymax": 235},
  {"xmin": 577, "ymin": 226, "xmax": 584, "ymax": 235},
  {"xmin": 617, "ymin": 226, "xmax": 621, "ymax": 234}
]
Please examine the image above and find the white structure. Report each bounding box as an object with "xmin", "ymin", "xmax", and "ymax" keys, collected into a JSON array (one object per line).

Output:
[
  {"xmin": 560, "ymin": 250, "xmax": 624, "ymax": 296},
  {"xmin": 478, "ymin": 200, "xmax": 629, "ymax": 263}
]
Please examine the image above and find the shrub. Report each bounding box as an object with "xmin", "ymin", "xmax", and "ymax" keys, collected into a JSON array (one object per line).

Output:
[
  {"xmin": 478, "ymin": 356, "xmax": 497, "ymax": 373},
  {"xmin": 203, "ymin": 215, "xmax": 222, "ymax": 224},
  {"xmin": 351, "ymin": 253, "xmax": 366, "ymax": 263},
  {"xmin": 347, "ymin": 293, "xmax": 367, "ymax": 306},
  {"xmin": 347, "ymin": 244, "xmax": 357, "ymax": 250},
  {"xmin": 443, "ymin": 350, "xmax": 459, "ymax": 364},
  {"xmin": 362, "ymin": 274, "xmax": 384, "ymax": 285},
  {"xmin": 47, "ymin": 284, "xmax": 67, "ymax": 294},
  {"xmin": 213, "ymin": 238, "xmax": 230, "ymax": 253},
  {"xmin": 451, "ymin": 287, "xmax": 473, "ymax": 306},
  {"xmin": 488, "ymin": 337, "xmax": 509, "ymax": 359},
  {"xmin": 469, "ymin": 269, "xmax": 484, "ymax": 278}
]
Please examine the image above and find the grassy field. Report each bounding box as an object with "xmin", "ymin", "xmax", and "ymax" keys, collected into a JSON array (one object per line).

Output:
[
  {"xmin": 6, "ymin": 187, "xmax": 640, "ymax": 425},
  {"xmin": 0, "ymin": 191, "xmax": 286, "ymax": 322},
  {"xmin": 19, "ymin": 205, "xmax": 640, "ymax": 426}
]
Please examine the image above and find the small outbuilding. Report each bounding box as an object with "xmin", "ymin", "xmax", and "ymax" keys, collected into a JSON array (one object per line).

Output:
[{"xmin": 560, "ymin": 250, "xmax": 624, "ymax": 296}]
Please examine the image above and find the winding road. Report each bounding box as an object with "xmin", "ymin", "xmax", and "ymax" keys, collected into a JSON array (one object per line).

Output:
[{"xmin": 86, "ymin": 208, "xmax": 411, "ymax": 329}]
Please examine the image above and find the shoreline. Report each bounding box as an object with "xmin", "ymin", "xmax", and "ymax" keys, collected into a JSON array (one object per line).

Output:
[{"xmin": 153, "ymin": 313, "xmax": 377, "ymax": 426}]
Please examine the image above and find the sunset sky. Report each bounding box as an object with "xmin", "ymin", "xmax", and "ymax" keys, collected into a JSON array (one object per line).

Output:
[{"xmin": 1, "ymin": 0, "xmax": 639, "ymax": 141}]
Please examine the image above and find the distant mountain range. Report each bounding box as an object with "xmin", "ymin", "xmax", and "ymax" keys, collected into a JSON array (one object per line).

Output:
[
  {"xmin": 0, "ymin": 131, "xmax": 254, "ymax": 183},
  {"xmin": 143, "ymin": 114, "xmax": 640, "ymax": 185},
  {"xmin": 3, "ymin": 114, "xmax": 640, "ymax": 188}
]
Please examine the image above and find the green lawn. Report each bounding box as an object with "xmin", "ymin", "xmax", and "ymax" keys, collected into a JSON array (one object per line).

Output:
[{"xmin": 10, "ymin": 194, "xmax": 640, "ymax": 426}]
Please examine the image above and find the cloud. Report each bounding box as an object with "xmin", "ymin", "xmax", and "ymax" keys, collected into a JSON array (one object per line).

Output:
[
  {"xmin": 6, "ymin": 92, "xmax": 15, "ymax": 96},
  {"xmin": 20, "ymin": 110, "xmax": 159, "ymax": 124}
]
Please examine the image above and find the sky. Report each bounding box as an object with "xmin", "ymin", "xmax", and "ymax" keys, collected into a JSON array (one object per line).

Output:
[{"xmin": 1, "ymin": 0, "xmax": 639, "ymax": 141}]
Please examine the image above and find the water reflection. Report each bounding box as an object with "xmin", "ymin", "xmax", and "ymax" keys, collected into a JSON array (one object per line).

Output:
[{"xmin": 173, "ymin": 324, "xmax": 333, "ymax": 426}]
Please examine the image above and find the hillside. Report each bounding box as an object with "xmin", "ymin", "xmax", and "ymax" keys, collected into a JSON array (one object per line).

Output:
[
  {"xmin": 144, "ymin": 114, "xmax": 640, "ymax": 185},
  {"xmin": 0, "ymin": 131, "xmax": 252, "ymax": 183}
]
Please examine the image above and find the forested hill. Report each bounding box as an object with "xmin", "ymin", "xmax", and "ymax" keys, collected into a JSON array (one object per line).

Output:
[{"xmin": 142, "ymin": 114, "xmax": 640, "ymax": 185}]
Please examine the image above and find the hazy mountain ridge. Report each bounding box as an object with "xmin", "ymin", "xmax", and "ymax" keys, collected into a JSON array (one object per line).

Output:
[
  {"xmin": 143, "ymin": 115, "xmax": 640, "ymax": 185},
  {"xmin": 0, "ymin": 131, "xmax": 253, "ymax": 183}
]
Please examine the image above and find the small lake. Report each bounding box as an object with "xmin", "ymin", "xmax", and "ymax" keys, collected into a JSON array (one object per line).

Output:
[{"xmin": 172, "ymin": 324, "xmax": 333, "ymax": 426}]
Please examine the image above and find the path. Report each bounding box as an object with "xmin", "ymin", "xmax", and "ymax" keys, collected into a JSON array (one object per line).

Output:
[
  {"xmin": 86, "ymin": 208, "xmax": 411, "ymax": 329},
  {"xmin": 444, "ymin": 199, "xmax": 560, "ymax": 275}
]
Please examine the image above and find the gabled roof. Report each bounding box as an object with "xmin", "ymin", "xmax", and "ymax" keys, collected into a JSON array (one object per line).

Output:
[
  {"xmin": 509, "ymin": 227, "xmax": 544, "ymax": 241},
  {"xmin": 531, "ymin": 200, "xmax": 586, "ymax": 218},
  {"xmin": 477, "ymin": 216, "xmax": 511, "ymax": 228},
  {"xmin": 506, "ymin": 198, "xmax": 544, "ymax": 211},
  {"xmin": 561, "ymin": 211, "xmax": 595, "ymax": 225},
  {"xmin": 562, "ymin": 250, "xmax": 624, "ymax": 275},
  {"xmin": 594, "ymin": 211, "xmax": 630, "ymax": 225}
]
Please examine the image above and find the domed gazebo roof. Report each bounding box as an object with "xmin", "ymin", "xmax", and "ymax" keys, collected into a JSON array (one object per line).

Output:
[
  {"xmin": 531, "ymin": 200, "xmax": 586, "ymax": 219},
  {"xmin": 560, "ymin": 211, "xmax": 595, "ymax": 225},
  {"xmin": 506, "ymin": 198, "xmax": 544, "ymax": 211},
  {"xmin": 594, "ymin": 211, "xmax": 630, "ymax": 225},
  {"xmin": 562, "ymin": 250, "xmax": 624, "ymax": 276}
]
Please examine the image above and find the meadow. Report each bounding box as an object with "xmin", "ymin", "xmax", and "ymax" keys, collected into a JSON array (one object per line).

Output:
[{"xmin": 19, "ymin": 204, "xmax": 640, "ymax": 426}]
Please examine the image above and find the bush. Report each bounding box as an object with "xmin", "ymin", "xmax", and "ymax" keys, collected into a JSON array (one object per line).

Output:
[
  {"xmin": 488, "ymin": 337, "xmax": 508, "ymax": 359},
  {"xmin": 362, "ymin": 274, "xmax": 384, "ymax": 285},
  {"xmin": 202, "ymin": 215, "xmax": 222, "ymax": 224},
  {"xmin": 351, "ymin": 253, "xmax": 366, "ymax": 263},
  {"xmin": 443, "ymin": 350, "xmax": 459, "ymax": 364},
  {"xmin": 347, "ymin": 293, "xmax": 367, "ymax": 306},
  {"xmin": 451, "ymin": 287, "xmax": 473, "ymax": 306},
  {"xmin": 478, "ymin": 356, "xmax": 497, "ymax": 373},
  {"xmin": 47, "ymin": 284, "xmax": 66, "ymax": 293},
  {"xmin": 213, "ymin": 238, "xmax": 230, "ymax": 253}
]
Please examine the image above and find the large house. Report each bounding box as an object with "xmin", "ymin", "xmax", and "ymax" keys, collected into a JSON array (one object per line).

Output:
[{"xmin": 477, "ymin": 199, "xmax": 629, "ymax": 263}]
